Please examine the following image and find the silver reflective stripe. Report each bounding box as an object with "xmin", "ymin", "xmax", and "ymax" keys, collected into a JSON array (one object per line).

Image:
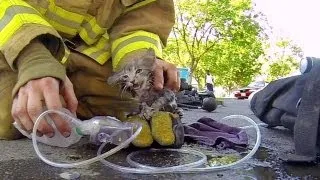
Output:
[
  {"xmin": 76, "ymin": 45, "xmax": 86, "ymax": 52},
  {"xmin": 45, "ymin": 10, "xmax": 80, "ymax": 29},
  {"xmin": 98, "ymin": 40, "xmax": 110, "ymax": 51},
  {"xmin": 90, "ymin": 48, "xmax": 110, "ymax": 59},
  {"xmin": 112, "ymin": 36, "xmax": 159, "ymax": 56},
  {"xmin": 81, "ymin": 21, "xmax": 101, "ymax": 40},
  {"xmin": 0, "ymin": 5, "xmax": 39, "ymax": 32}
]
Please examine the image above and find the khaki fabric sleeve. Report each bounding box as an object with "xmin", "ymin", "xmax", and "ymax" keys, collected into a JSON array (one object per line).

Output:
[
  {"xmin": 0, "ymin": 0, "xmax": 67, "ymax": 70},
  {"xmin": 109, "ymin": 0, "xmax": 175, "ymax": 70},
  {"xmin": 12, "ymin": 39, "xmax": 66, "ymax": 97}
]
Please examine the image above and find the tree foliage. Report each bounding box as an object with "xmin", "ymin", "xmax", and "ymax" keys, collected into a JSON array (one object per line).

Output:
[
  {"xmin": 164, "ymin": 0, "xmax": 266, "ymax": 92},
  {"xmin": 259, "ymin": 39, "xmax": 303, "ymax": 82}
]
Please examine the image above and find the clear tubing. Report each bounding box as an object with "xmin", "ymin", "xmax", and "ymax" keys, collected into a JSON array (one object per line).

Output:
[
  {"xmin": 31, "ymin": 109, "xmax": 142, "ymax": 168},
  {"xmin": 98, "ymin": 115, "xmax": 261, "ymax": 174},
  {"xmin": 97, "ymin": 144, "xmax": 207, "ymax": 174},
  {"xmin": 31, "ymin": 110, "xmax": 260, "ymax": 173},
  {"xmin": 97, "ymin": 146, "xmax": 207, "ymax": 174},
  {"xmin": 240, "ymin": 122, "xmax": 268, "ymax": 130},
  {"xmin": 126, "ymin": 149, "xmax": 207, "ymax": 169}
]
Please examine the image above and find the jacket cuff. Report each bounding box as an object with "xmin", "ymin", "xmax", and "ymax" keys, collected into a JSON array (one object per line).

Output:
[
  {"xmin": 111, "ymin": 30, "xmax": 163, "ymax": 70},
  {"xmin": 12, "ymin": 40, "xmax": 66, "ymax": 97}
]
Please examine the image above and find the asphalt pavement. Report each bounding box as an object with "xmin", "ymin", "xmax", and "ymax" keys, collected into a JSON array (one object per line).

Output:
[{"xmin": 0, "ymin": 99, "xmax": 319, "ymax": 180}]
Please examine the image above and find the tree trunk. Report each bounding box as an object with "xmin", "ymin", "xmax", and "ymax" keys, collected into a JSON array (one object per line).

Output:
[
  {"xmin": 188, "ymin": 69, "xmax": 193, "ymax": 85},
  {"xmin": 194, "ymin": 75, "xmax": 204, "ymax": 90},
  {"xmin": 189, "ymin": 56, "xmax": 197, "ymax": 84}
]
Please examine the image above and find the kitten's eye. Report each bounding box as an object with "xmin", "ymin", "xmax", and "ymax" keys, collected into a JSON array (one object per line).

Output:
[
  {"xmin": 122, "ymin": 75, "xmax": 128, "ymax": 79},
  {"xmin": 136, "ymin": 69, "xmax": 142, "ymax": 74}
]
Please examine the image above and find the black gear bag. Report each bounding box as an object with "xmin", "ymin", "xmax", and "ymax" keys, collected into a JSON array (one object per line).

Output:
[{"xmin": 250, "ymin": 58, "xmax": 320, "ymax": 163}]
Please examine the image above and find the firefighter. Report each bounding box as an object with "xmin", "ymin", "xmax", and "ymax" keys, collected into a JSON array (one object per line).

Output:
[{"xmin": 0, "ymin": 0, "xmax": 180, "ymax": 147}]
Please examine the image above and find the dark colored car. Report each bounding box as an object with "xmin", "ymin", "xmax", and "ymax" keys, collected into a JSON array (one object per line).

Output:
[{"xmin": 233, "ymin": 81, "xmax": 267, "ymax": 99}]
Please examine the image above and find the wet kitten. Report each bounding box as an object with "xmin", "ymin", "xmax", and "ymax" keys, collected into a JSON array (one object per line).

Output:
[{"xmin": 107, "ymin": 49, "xmax": 181, "ymax": 119}]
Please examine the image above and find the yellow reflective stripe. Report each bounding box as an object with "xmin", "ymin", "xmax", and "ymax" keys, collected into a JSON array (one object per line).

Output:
[
  {"xmin": 95, "ymin": 51, "xmax": 111, "ymax": 64},
  {"xmin": 113, "ymin": 42, "xmax": 162, "ymax": 69},
  {"xmin": 87, "ymin": 17, "xmax": 105, "ymax": 37},
  {"xmin": 48, "ymin": 20, "xmax": 78, "ymax": 35},
  {"xmin": 48, "ymin": 0, "xmax": 83, "ymax": 23},
  {"xmin": 44, "ymin": 0, "xmax": 84, "ymax": 36},
  {"xmin": 82, "ymin": 46, "xmax": 100, "ymax": 55},
  {"xmin": 112, "ymin": 36, "xmax": 161, "ymax": 55},
  {"xmin": 0, "ymin": 2, "xmax": 51, "ymax": 46},
  {"xmin": 96, "ymin": 35, "xmax": 109, "ymax": 49},
  {"xmin": 36, "ymin": 6, "xmax": 47, "ymax": 14},
  {"xmin": 46, "ymin": 10, "xmax": 80, "ymax": 28},
  {"xmin": 81, "ymin": 33, "xmax": 111, "ymax": 64},
  {"xmin": 82, "ymin": 46, "xmax": 111, "ymax": 64},
  {"xmin": 31, "ymin": 0, "xmax": 49, "ymax": 14},
  {"xmin": 124, "ymin": 0, "xmax": 156, "ymax": 13},
  {"xmin": 79, "ymin": 16, "xmax": 106, "ymax": 45},
  {"xmin": 0, "ymin": 1, "xmax": 68, "ymax": 64},
  {"xmin": 82, "ymin": 36, "xmax": 109, "ymax": 54},
  {"xmin": 32, "ymin": 0, "xmax": 84, "ymax": 36},
  {"xmin": 112, "ymin": 31, "xmax": 161, "ymax": 51},
  {"xmin": 111, "ymin": 31, "xmax": 162, "ymax": 69},
  {"xmin": 0, "ymin": 5, "xmax": 37, "ymax": 30},
  {"xmin": 102, "ymin": 33, "xmax": 109, "ymax": 39},
  {"xmin": 61, "ymin": 46, "xmax": 70, "ymax": 64}
]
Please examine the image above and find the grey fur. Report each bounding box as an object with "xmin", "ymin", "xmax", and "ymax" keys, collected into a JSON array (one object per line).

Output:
[{"xmin": 107, "ymin": 49, "xmax": 182, "ymax": 119}]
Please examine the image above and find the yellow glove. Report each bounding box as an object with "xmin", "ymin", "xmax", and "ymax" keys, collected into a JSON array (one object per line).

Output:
[
  {"xmin": 126, "ymin": 111, "xmax": 184, "ymax": 148},
  {"xmin": 151, "ymin": 111, "xmax": 176, "ymax": 146},
  {"xmin": 126, "ymin": 115, "xmax": 153, "ymax": 148}
]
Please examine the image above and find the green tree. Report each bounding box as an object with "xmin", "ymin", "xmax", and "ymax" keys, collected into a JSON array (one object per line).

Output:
[
  {"xmin": 261, "ymin": 39, "xmax": 303, "ymax": 82},
  {"xmin": 164, "ymin": 0, "xmax": 265, "ymax": 92}
]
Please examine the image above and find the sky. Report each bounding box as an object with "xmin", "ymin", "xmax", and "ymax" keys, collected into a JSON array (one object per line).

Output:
[{"xmin": 253, "ymin": 0, "xmax": 320, "ymax": 57}]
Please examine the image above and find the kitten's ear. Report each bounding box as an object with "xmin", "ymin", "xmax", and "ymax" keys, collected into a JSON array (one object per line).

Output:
[
  {"xmin": 146, "ymin": 48, "xmax": 156, "ymax": 58},
  {"xmin": 142, "ymin": 48, "xmax": 156, "ymax": 66},
  {"xmin": 107, "ymin": 73, "xmax": 119, "ymax": 85}
]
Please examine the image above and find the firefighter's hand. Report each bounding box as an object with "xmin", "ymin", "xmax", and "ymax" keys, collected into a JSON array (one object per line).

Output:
[
  {"xmin": 11, "ymin": 76, "xmax": 78, "ymax": 137},
  {"xmin": 153, "ymin": 59, "xmax": 180, "ymax": 92}
]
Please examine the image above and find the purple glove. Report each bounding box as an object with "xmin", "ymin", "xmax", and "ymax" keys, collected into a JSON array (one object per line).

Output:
[{"xmin": 184, "ymin": 117, "xmax": 249, "ymax": 149}]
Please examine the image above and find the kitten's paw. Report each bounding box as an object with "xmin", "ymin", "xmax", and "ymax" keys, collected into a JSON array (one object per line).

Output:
[
  {"xmin": 125, "ymin": 111, "xmax": 139, "ymax": 119},
  {"xmin": 139, "ymin": 106, "xmax": 155, "ymax": 120},
  {"xmin": 174, "ymin": 107, "xmax": 184, "ymax": 118}
]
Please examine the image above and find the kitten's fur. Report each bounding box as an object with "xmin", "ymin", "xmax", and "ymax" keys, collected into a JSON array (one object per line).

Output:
[{"xmin": 107, "ymin": 49, "xmax": 181, "ymax": 119}]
